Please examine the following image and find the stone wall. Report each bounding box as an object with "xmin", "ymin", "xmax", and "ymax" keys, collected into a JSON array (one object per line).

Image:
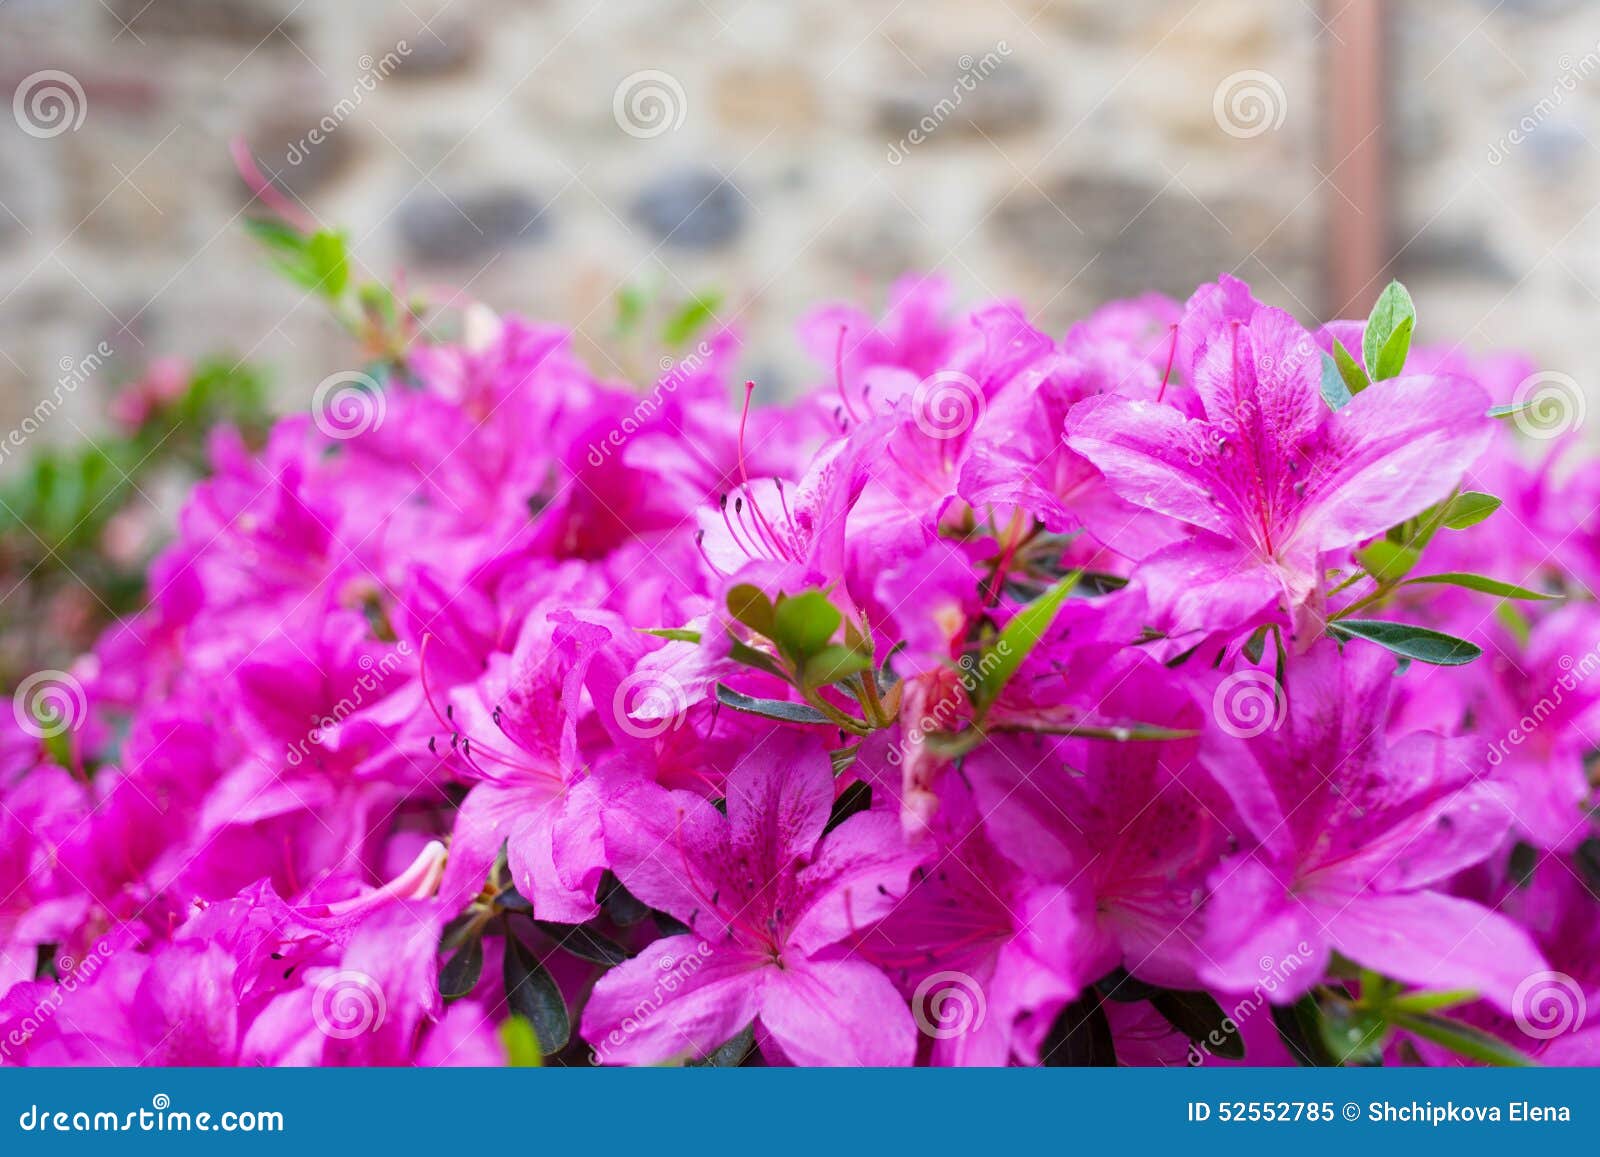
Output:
[{"xmin": 0, "ymin": 0, "xmax": 1593, "ymax": 442}]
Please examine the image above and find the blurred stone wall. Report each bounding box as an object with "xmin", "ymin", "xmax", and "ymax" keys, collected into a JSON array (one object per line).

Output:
[{"xmin": 0, "ymin": 0, "xmax": 1593, "ymax": 445}]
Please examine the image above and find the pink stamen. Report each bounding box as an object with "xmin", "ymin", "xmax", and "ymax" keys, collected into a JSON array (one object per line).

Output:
[
  {"xmin": 319, "ymin": 840, "xmax": 447, "ymax": 919},
  {"xmin": 1156, "ymin": 323, "xmax": 1178, "ymax": 403},
  {"xmin": 834, "ymin": 325, "xmax": 863, "ymax": 423},
  {"xmin": 230, "ymin": 138, "xmax": 317, "ymax": 234}
]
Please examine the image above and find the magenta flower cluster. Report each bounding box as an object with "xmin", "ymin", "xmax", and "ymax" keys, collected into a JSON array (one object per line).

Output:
[{"xmin": 4, "ymin": 274, "xmax": 1597, "ymax": 1067}]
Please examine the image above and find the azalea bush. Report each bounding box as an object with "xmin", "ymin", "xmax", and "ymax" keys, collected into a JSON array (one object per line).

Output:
[{"xmin": 3, "ymin": 253, "xmax": 1597, "ymax": 1067}]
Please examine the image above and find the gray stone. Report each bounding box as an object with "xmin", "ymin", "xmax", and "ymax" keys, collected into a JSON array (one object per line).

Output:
[
  {"xmin": 105, "ymin": 0, "xmax": 304, "ymax": 43},
  {"xmin": 875, "ymin": 65, "xmax": 1046, "ymax": 140},
  {"xmin": 244, "ymin": 113, "xmax": 360, "ymax": 201},
  {"xmin": 631, "ymin": 169, "xmax": 745, "ymax": 249},
  {"xmin": 1396, "ymin": 229, "xmax": 1516, "ymax": 284},
  {"xmin": 389, "ymin": 22, "xmax": 479, "ymax": 80},
  {"xmin": 991, "ymin": 174, "xmax": 1310, "ymax": 304},
  {"xmin": 397, "ymin": 188, "xmax": 549, "ymax": 265}
]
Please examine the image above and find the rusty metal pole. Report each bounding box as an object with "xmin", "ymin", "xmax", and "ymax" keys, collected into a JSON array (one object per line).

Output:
[{"xmin": 1325, "ymin": 0, "xmax": 1388, "ymax": 318}]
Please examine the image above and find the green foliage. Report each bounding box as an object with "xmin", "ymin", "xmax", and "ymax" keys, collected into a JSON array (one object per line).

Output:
[
  {"xmin": 1362, "ymin": 281, "xmax": 1416, "ymax": 378},
  {"xmin": 1328, "ymin": 618, "xmax": 1482, "ymax": 666}
]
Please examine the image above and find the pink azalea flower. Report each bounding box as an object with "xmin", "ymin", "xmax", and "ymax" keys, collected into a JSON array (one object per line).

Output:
[
  {"xmin": 1066, "ymin": 277, "xmax": 1494, "ymax": 641},
  {"xmin": 1198, "ymin": 643, "xmax": 1546, "ymax": 1011},
  {"xmin": 583, "ymin": 732, "xmax": 923, "ymax": 1065}
]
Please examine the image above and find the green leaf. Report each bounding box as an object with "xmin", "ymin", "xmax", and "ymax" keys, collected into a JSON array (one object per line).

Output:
[
  {"xmin": 1320, "ymin": 1001, "xmax": 1388, "ymax": 1065},
  {"xmin": 1093, "ymin": 967, "xmax": 1163, "ymax": 1004},
  {"xmin": 771, "ymin": 590, "xmax": 841, "ymax": 660},
  {"xmin": 598, "ymin": 872, "xmax": 651, "ymax": 927},
  {"xmin": 661, "ymin": 291, "xmax": 723, "ymax": 348},
  {"xmin": 1041, "ymin": 994, "xmax": 1117, "ymax": 1066},
  {"xmin": 503, "ymin": 932, "xmax": 570, "ymax": 1055},
  {"xmin": 533, "ymin": 920, "xmax": 632, "ymax": 966},
  {"xmin": 725, "ymin": 583, "xmax": 776, "ymax": 637},
  {"xmin": 1441, "ymin": 491, "xmax": 1502, "ymax": 530},
  {"xmin": 1328, "ymin": 618, "xmax": 1482, "ymax": 666},
  {"xmin": 641, "ymin": 627, "xmax": 702, "ymax": 643},
  {"xmin": 800, "ymin": 643, "xmax": 872, "ymax": 688},
  {"xmin": 1488, "ymin": 401, "xmax": 1533, "ymax": 420},
  {"xmin": 1319, "ymin": 352, "xmax": 1353, "ymax": 410},
  {"xmin": 495, "ymin": 887, "xmax": 534, "ymax": 915},
  {"xmin": 1357, "ymin": 538, "xmax": 1419, "ymax": 582},
  {"xmin": 976, "ymin": 572, "xmax": 1079, "ymax": 711},
  {"xmin": 614, "ymin": 283, "xmax": 649, "ymax": 336},
  {"xmin": 1496, "ymin": 601, "xmax": 1532, "ymax": 649},
  {"xmin": 1390, "ymin": 1011, "xmax": 1536, "ymax": 1067},
  {"xmin": 714, "ymin": 684, "xmax": 833, "ymax": 726},
  {"xmin": 1272, "ymin": 996, "xmax": 1341, "ymax": 1067},
  {"xmin": 306, "ymin": 229, "xmax": 350, "ymax": 298},
  {"xmin": 1332, "ymin": 338, "xmax": 1370, "ymax": 396},
  {"xmin": 1386, "ymin": 988, "xmax": 1479, "ymax": 1016},
  {"xmin": 824, "ymin": 781, "xmax": 871, "ymax": 834},
  {"xmin": 688, "ymin": 1024, "xmax": 755, "ymax": 1067},
  {"xmin": 1372, "ymin": 315, "xmax": 1414, "ymax": 381},
  {"xmin": 726, "ymin": 639, "xmax": 787, "ymax": 681},
  {"xmin": 1362, "ymin": 281, "xmax": 1416, "ymax": 376},
  {"xmin": 1399, "ymin": 572, "xmax": 1558, "ymax": 601},
  {"xmin": 1150, "ymin": 990, "xmax": 1245, "ymax": 1060},
  {"xmin": 439, "ymin": 937, "xmax": 484, "ymax": 1001},
  {"xmin": 499, "ymin": 1015, "xmax": 543, "ymax": 1067},
  {"xmin": 243, "ymin": 220, "xmax": 350, "ymax": 298},
  {"xmin": 1242, "ymin": 623, "xmax": 1271, "ymax": 665}
]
